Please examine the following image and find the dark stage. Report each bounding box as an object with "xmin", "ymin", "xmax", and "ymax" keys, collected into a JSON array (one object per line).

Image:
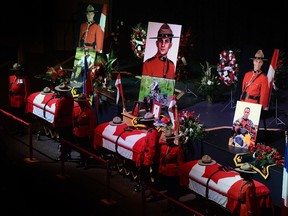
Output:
[{"xmin": 0, "ymin": 82, "xmax": 287, "ymax": 215}]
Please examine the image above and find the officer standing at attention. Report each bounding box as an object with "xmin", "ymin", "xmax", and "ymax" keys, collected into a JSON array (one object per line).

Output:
[
  {"xmin": 73, "ymin": 93, "xmax": 96, "ymax": 169},
  {"xmin": 8, "ymin": 63, "xmax": 30, "ymax": 134},
  {"xmin": 54, "ymin": 82, "xmax": 74, "ymax": 161}
]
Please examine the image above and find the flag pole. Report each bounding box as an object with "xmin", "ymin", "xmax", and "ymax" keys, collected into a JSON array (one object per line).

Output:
[
  {"xmin": 121, "ymin": 88, "xmax": 126, "ymax": 113},
  {"xmin": 174, "ymin": 105, "xmax": 179, "ymax": 145}
]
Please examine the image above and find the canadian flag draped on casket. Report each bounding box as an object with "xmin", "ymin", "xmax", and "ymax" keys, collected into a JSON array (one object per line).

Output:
[
  {"xmin": 178, "ymin": 160, "xmax": 273, "ymax": 214},
  {"xmin": 25, "ymin": 92, "xmax": 78, "ymax": 126}
]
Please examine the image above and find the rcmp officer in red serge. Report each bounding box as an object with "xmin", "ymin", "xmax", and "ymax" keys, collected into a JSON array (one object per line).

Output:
[
  {"xmin": 142, "ymin": 23, "xmax": 179, "ymax": 79},
  {"xmin": 54, "ymin": 82, "xmax": 74, "ymax": 161},
  {"xmin": 159, "ymin": 129, "xmax": 185, "ymax": 210},
  {"xmin": 137, "ymin": 112, "xmax": 162, "ymax": 197},
  {"xmin": 73, "ymin": 93, "xmax": 96, "ymax": 169},
  {"xmin": 240, "ymin": 50, "xmax": 269, "ymax": 110},
  {"xmin": 9, "ymin": 63, "xmax": 30, "ymax": 113},
  {"xmin": 8, "ymin": 63, "xmax": 30, "ymax": 134}
]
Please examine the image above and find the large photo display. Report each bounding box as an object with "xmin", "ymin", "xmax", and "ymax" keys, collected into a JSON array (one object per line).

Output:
[
  {"xmin": 138, "ymin": 75, "xmax": 175, "ymax": 107},
  {"xmin": 229, "ymin": 100, "xmax": 262, "ymax": 148}
]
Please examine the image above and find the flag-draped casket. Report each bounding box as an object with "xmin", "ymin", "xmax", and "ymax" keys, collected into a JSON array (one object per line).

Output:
[
  {"xmin": 93, "ymin": 122, "xmax": 150, "ymax": 166},
  {"xmin": 179, "ymin": 160, "xmax": 273, "ymax": 214},
  {"xmin": 25, "ymin": 92, "xmax": 78, "ymax": 126}
]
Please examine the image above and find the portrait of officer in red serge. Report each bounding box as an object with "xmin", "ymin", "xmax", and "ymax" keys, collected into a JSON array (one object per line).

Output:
[
  {"xmin": 142, "ymin": 23, "xmax": 179, "ymax": 79},
  {"xmin": 240, "ymin": 49, "xmax": 269, "ymax": 110},
  {"xmin": 78, "ymin": 4, "xmax": 104, "ymax": 53}
]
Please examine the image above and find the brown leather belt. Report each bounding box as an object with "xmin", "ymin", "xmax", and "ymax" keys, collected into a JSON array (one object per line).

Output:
[{"xmin": 245, "ymin": 94, "xmax": 260, "ymax": 101}]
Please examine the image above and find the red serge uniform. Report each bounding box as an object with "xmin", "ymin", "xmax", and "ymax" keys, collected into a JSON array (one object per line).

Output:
[
  {"xmin": 142, "ymin": 128, "xmax": 161, "ymax": 166},
  {"xmin": 142, "ymin": 53, "xmax": 175, "ymax": 79},
  {"xmin": 159, "ymin": 142, "xmax": 185, "ymax": 176},
  {"xmin": 73, "ymin": 98, "xmax": 96, "ymax": 168},
  {"xmin": 9, "ymin": 74, "xmax": 30, "ymax": 108},
  {"xmin": 238, "ymin": 180, "xmax": 260, "ymax": 216},
  {"xmin": 79, "ymin": 21, "xmax": 104, "ymax": 52},
  {"xmin": 159, "ymin": 139, "xmax": 185, "ymax": 208},
  {"xmin": 73, "ymin": 103, "xmax": 96, "ymax": 138},
  {"xmin": 53, "ymin": 94, "xmax": 74, "ymax": 128},
  {"xmin": 241, "ymin": 71, "xmax": 269, "ymax": 110}
]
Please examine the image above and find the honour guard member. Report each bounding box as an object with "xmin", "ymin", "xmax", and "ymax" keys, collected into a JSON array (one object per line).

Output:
[
  {"xmin": 8, "ymin": 63, "xmax": 30, "ymax": 134},
  {"xmin": 73, "ymin": 93, "xmax": 96, "ymax": 169}
]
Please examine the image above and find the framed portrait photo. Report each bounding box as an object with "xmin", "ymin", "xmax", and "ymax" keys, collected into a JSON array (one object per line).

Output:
[
  {"xmin": 229, "ymin": 101, "xmax": 262, "ymax": 149},
  {"xmin": 152, "ymin": 101, "xmax": 161, "ymax": 120}
]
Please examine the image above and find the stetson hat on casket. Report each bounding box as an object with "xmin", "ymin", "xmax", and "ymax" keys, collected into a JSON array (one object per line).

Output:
[
  {"xmin": 109, "ymin": 116, "xmax": 125, "ymax": 126},
  {"xmin": 55, "ymin": 82, "xmax": 72, "ymax": 92},
  {"xmin": 74, "ymin": 93, "xmax": 89, "ymax": 102},
  {"xmin": 41, "ymin": 87, "xmax": 55, "ymax": 95},
  {"xmin": 141, "ymin": 112, "xmax": 155, "ymax": 122},
  {"xmin": 149, "ymin": 23, "xmax": 180, "ymax": 39},
  {"xmin": 198, "ymin": 155, "xmax": 216, "ymax": 166},
  {"xmin": 235, "ymin": 162, "xmax": 257, "ymax": 174},
  {"xmin": 250, "ymin": 49, "xmax": 268, "ymax": 61}
]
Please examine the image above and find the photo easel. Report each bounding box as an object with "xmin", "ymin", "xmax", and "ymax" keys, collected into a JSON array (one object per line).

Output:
[
  {"xmin": 268, "ymin": 89, "xmax": 286, "ymax": 126},
  {"xmin": 221, "ymin": 88, "xmax": 235, "ymax": 112}
]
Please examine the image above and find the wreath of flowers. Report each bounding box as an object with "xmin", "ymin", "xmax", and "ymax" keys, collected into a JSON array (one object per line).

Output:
[
  {"xmin": 130, "ymin": 23, "xmax": 147, "ymax": 59},
  {"xmin": 217, "ymin": 50, "xmax": 239, "ymax": 87}
]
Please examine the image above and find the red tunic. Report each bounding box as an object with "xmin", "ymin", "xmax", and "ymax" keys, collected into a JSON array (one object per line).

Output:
[
  {"xmin": 241, "ymin": 71, "xmax": 269, "ymax": 110},
  {"xmin": 238, "ymin": 180, "xmax": 260, "ymax": 216},
  {"xmin": 142, "ymin": 53, "xmax": 175, "ymax": 79},
  {"xmin": 78, "ymin": 21, "xmax": 104, "ymax": 52},
  {"xmin": 53, "ymin": 94, "xmax": 74, "ymax": 128},
  {"xmin": 73, "ymin": 104, "xmax": 96, "ymax": 138},
  {"xmin": 159, "ymin": 143, "xmax": 185, "ymax": 176},
  {"xmin": 142, "ymin": 128, "xmax": 161, "ymax": 166},
  {"xmin": 8, "ymin": 75, "xmax": 30, "ymax": 108}
]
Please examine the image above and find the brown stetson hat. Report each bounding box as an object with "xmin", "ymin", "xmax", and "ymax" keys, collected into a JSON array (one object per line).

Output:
[
  {"xmin": 10, "ymin": 63, "xmax": 24, "ymax": 71},
  {"xmin": 74, "ymin": 93, "xmax": 89, "ymax": 102},
  {"xmin": 55, "ymin": 82, "xmax": 72, "ymax": 92},
  {"xmin": 85, "ymin": 4, "xmax": 98, "ymax": 13},
  {"xmin": 41, "ymin": 87, "xmax": 55, "ymax": 95},
  {"xmin": 109, "ymin": 116, "xmax": 125, "ymax": 126},
  {"xmin": 141, "ymin": 112, "xmax": 155, "ymax": 122},
  {"xmin": 250, "ymin": 49, "xmax": 268, "ymax": 61},
  {"xmin": 198, "ymin": 155, "xmax": 216, "ymax": 166},
  {"xmin": 150, "ymin": 23, "xmax": 180, "ymax": 39},
  {"xmin": 235, "ymin": 162, "xmax": 257, "ymax": 174}
]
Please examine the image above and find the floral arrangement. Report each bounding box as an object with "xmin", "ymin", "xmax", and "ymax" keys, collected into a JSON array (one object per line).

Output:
[
  {"xmin": 34, "ymin": 66, "xmax": 70, "ymax": 86},
  {"xmin": 91, "ymin": 52, "xmax": 118, "ymax": 92},
  {"xmin": 178, "ymin": 110, "xmax": 206, "ymax": 142},
  {"xmin": 197, "ymin": 61, "xmax": 221, "ymax": 100},
  {"xmin": 130, "ymin": 23, "xmax": 147, "ymax": 59},
  {"xmin": 217, "ymin": 50, "xmax": 239, "ymax": 87},
  {"xmin": 248, "ymin": 143, "xmax": 283, "ymax": 167},
  {"xmin": 175, "ymin": 27, "xmax": 194, "ymax": 81}
]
